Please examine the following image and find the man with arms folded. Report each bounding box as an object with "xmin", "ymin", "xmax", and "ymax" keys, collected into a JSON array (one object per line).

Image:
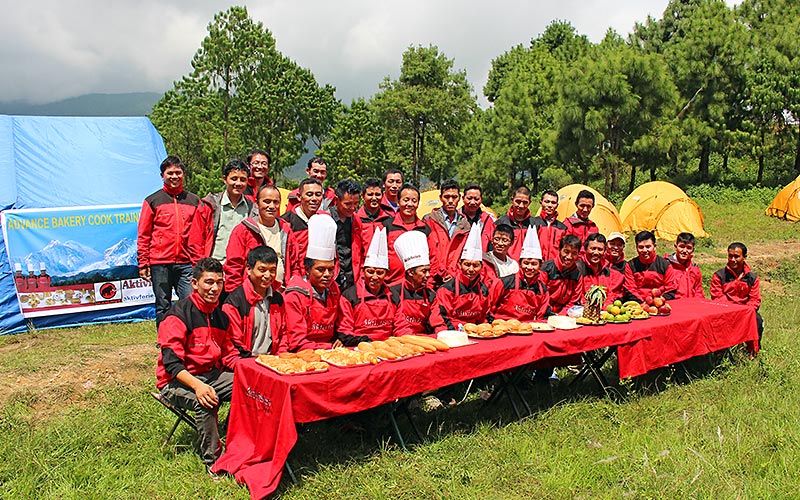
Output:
[
  {"xmin": 461, "ymin": 183, "xmax": 494, "ymax": 251},
  {"xmin": 424, "ymin": 179, "xmax": 472, "ymax": 287},
  {"xmin": 491, "ymin": 228, "xmax": 552, "ymax": 322},
  {"xmin": 665, "ymin": 232, "xmax": 705, "ymax": 299},
  {"xmin": 563, "ymin": 189, "xmax": 599, "ymax": 247},
  {"xmin": 540, "ymin": 234, "xmax": 583, "ymax": 314},
  {"xmin": 382, "ymin": 184, "xmax": 434, "ymax": 286},
  {"xmin": 391, "ymin": 230, "xmax": 435, "ymax": 336},
  {"xmin": 138, "ymin": 155, "xmax": 199, "ymax": 327},
  {"xmin": 285, "ymin": 157, "xmax": 336, "ymax": 212},
  {"xmin": 577, "ymin": 233, "xmax": 624, "ymax": 306},
  {"xmin": 380, "ymin": 168, "xmax": 404, "ymax": 213},
  {"xmin": 623, "ymin": 230, "xmax": 678, "ymax": 302},
  {"xmin": 494, "ymin": 186, "xmax": 535, "ymax": 260},
  {"xmin": 224, "ymin": 185, "xmax": 291, "ymax": 293},
  {"xmin": 156, "ymin": 258, "xmax": 239, "ymax": 477},
  {"xmin": 223, "ymin": 246, "xmax": 286, "ymax": 357},
  {"xmin": 282, "ymin": 178, "xmax": 326, "ymax": 280},
  {"xmin": 482, "ymin": 224, "xmax": 519, "ymax": 281}
]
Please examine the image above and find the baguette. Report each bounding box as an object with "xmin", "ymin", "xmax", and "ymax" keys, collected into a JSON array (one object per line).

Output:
[
  {"xmin": 357, "ymin": 342, "xmax": 375, "ymax": 352},
  {"xmin": 400, "ymin": 335, "xmax": 450, "ymax": 352}
]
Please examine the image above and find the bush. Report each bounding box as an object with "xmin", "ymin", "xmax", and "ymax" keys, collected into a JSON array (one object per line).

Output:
[{"xmin": 685, "ymin": 184, "xmax": 781, "ymax": 206}]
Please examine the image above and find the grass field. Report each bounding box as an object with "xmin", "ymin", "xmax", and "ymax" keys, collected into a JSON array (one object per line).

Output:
[{"xmin": 1, "ymin": 196, "xmax": 798, "ymax": 499}]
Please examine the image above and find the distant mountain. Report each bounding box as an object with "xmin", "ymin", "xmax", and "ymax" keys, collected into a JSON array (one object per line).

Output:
[
  {"xmin": 22, "ymin": 240, "xmax": 102, "ymax": 275},
  {"xmin": 0, "ymin": 92, "xmax": 162, "ymax": 117},
  {"xmin": 102, "ymin": 238, "xmax": 138, "ymax": 268}
]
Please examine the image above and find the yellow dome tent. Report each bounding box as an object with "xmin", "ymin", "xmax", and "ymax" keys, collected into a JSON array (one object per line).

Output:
[
  {"xmin": 619, "ymin": 181, "xmax": 709, "ymax": 240},
  {"xmin": 278, "ymin": 187, "xmax": 291, "ymax": 215},
  {"xmin": 766, "ymin": 175, "xmax": 800, "ymax": 222},
  {"xmin": 416, "ymin": 189, "xmax": 496, "ymax": 219},
  {"xmin": 556, "ymin": 184, "xmax": 622, "ymax": 237}
]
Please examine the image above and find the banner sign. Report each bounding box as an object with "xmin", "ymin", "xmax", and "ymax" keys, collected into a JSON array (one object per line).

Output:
[{"xmin": 1, "ymin": 204, "xmax": 153, "ymax": 318}]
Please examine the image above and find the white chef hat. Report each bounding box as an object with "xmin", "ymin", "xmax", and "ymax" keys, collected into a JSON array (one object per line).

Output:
[
  {"xmin": 519, "ymin": 228, "xmax": 543, "ymax": 260},
  {"xmin": 363, "ymin": 227, "xmax": 389, "ymax": 269},
  {"xmin": 460, "ymin": 223, "xmax": 483, "ymax": 262},
  {"xmin": 393, "ymin": 230, "xmax": 430, "ymax": 270},
  {"xmin": 306, "ymin": 214, "xmax": 337, "ymax": 261}
]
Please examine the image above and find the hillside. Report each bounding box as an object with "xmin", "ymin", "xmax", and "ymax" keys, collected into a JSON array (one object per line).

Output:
[{"xmin": 0, "ymin": 92, "xmax": 162, "ymax": 116}]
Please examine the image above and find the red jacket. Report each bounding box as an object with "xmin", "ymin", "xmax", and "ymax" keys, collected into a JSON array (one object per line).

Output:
[
  {"xmin": 540, "ymin": 256, "xmax": 582, "ymax": 314},
  {"xmin": 138, "ymin": 185, "xmax": 199, "ymax": 267},
  {"xmin": 494, "ymin": 207, "xmax": 534, "ymax": 260},
  {"xmin": 380, "ymin": 193, "xmax": 399, "ymax": 214},
  {"xmin": 424, "ymin": 208, "xmax": 472, "ymax": 287},
  {"xmin": 188, "ymin": 192, "xmax": 253, "ymax": 263},
  {"xmin": 665, "ymin": 253, "xmax": 705, "ymax": 299},
  {"xmin": 156, "ymin": 292, "xmax": 239, "ymax": 389},
  {"xmin": 530, "ymin": 211, "xmax": 568, "ymax": 262},
  {"xmin": 222, "ymin": 278, "xmax": 286, "ymax": 356},
  {"xmin": 389, "ymin": 282, "xmax": 435, "ymax": 336},
  {"xmin": 281, "ymin": 210, "xmax": 316, "ymax": 281},
  {"xmin": 283, "ymin": 276, "xmax": 341, "ymax": 351},
  {"xmin": 337, "ymin": 280, "xmax": 396, "ymax": 342},
  {"xmin": 243, "ymin": 175, "xmax": 273, "ymax": 203},
  {"xmin": 562, "ymin": 214, "xmax": 599, "ymax": 246},
  {"xmin": 356, "ymin": 206, "xmax": 391, "ymax": 274},
  {"xmin": 223, "ymin": 217, "xmax": 291, "ymax": 293},
  {"xmin": 462, "ymin": 209, "xmax": 495, "ymax": 252},
  {"xmin": 430, "ymin": 270, "xmax": 493, "ymax": 333},
  {"xmin": 382, "ymin": 213, "xmax": 434, "ymax": 286},
  {"xmin": 623, "ymin": 255, "xmax": 678, "ymax": 302},
  {"xmin": 285, "ymin": 186, "xmax": 336, "ymax": 214},
  {"xmin": 710, "ymin": 263, "xmax": 761, "ymax": 310},
  {"xmin": 490, "ymin": 271, "xmax": 552, "ymax": 321},
  {"xmin": 577, "ymin": 259, "xmax": 624, "ymax": 306}
]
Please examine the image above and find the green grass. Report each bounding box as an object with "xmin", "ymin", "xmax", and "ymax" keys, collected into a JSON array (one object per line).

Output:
[{"xmin": 1, "ymin": 199, "xmax": 799, "ymax": 499}]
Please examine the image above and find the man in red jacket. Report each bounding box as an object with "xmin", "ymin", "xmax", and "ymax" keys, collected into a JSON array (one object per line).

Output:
[
  {"xmin": 381, "ymin": 168, "xmax": 404, "ymax": 213},
  {"xmin": 382, "ymin": 184, "xmax": 434, "ymax": 286},
  {"xmin": 243, "ymin": 149, "xmax": 272, "ymax": 203},
  {"xmin": 188, "ymin": 159, "xmax": 253, "ymax": 266},
  {"xmin": 623, "ymin": 230, "xmax": 678, "ymax": 302},
  {"xmin": 605, "ymin": 231, "xmax": 627, "ymax": 274},
  {"xmin": 711, "ymin": 242, "xmax": 762, "ymax": 343},
  {"xmin": 563, "ymin": 189, "xmax": 599, "ymax": 247},
  {"xmin": 577, "ymin": 233, "xmax": 624, "ymax": 306},
  {"xmin": 138, "ymin": 156, "xmax": 199, "ymax": 326},
  {"xmin": 461, "ymin": 184, "xmax": 494, "ymax": 251},
  {"xmin": 356, "ymin": 178, "xmax": 391, "ymax": 264},
  {"xmin": 282, "ymin": 178, "xmax": 326, "ymax": 280},
  {"xmin": 530, "ymin": 189, "xmax": 567, "ymax": 262},
  {"xmin": 223, "ymin": 246, "xmax": 286, "ymax": 357},
  {"xmin": 156, "ymin": 258, "xmax": 240, "ymax": 473},
  {"xmin": 491, "ymin": 227, "xmax": 552, "ymax": 321},
  {"xmin": 665, "ymin": 232, "xmax": 705, "ymax": 299},
  {"xmin": 424, "ymin": 179, "xmax": 472, "ymax": 287},
  {"xmin": 494, "ymin": 186, "xmax": 535, "ymax": 260},
  {"xmin": 391, "ymin": 230, "xmax": 435, "ymax": 336},
  {"xmin": 223, "ymin": 185, "xmax": 291, "ymax": 293},
  {"xmin": 540, "ymin": 234, "xmax": 583, "ymax": 314},
  {"xmin": 285, "ymin": 158, "xmax": 336, "ymax": 213},
  {"xmin": 330, "ymin": 179, "xmax": 364, "ymax": 291}
]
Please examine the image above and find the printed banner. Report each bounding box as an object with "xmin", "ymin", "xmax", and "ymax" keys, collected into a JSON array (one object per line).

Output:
[{"xmin": 1, "ymin": 204, "xmax": 153, "ymax": 318}]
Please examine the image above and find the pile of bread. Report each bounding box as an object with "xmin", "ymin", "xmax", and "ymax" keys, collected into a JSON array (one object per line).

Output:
[
  {"xmin": 257, "ymin": 350, "xmax": 329, "ymax": 374},
  {"xmin": 358, "ymin": 335, "xmax": 449, "ymax": 360},
  {"xmin": 317, "ymin": 347, "xmax": 379, "ymax": 366},
  {"xmin": 464, "ymin": 319, "xmax": 533, "ymax": 337}
]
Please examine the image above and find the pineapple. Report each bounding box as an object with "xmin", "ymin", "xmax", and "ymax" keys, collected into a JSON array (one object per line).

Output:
[{"xmin": 583, "ymin": 285, "xmax": 607, "ymax": 322}]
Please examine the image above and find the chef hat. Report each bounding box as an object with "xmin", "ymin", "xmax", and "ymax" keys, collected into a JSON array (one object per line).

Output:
[
  {"xmin": 460, "ymin": 223, "xmax": 483, "ymax": 262},
  {"xmin": 519, "ymin": 228, "xmax": 543, "ymax": 260},
  {"xmin": 393, "ymin": 230, "xmax": 430, "ymax": 270},
  {"xmin": 363, "ymin": 227, "xmax": 389, "ymax": 269},
  {"xmin": 306, "ymin": 214, "xmax": 337, "ymax": 261}
]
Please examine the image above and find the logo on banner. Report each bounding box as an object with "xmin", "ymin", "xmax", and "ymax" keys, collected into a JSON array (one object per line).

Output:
[{"xmin": 94, "ymin": 281, "xmax": 122, "ymax": 302}]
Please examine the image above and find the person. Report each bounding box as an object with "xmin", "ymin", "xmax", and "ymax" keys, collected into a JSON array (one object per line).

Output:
[
  {"xmin": 382, "ymin": 184, "xmax": 433, "ymax": 285},
  {"xmin": 494, "ymin": 186, "xmax": 535, "ymax": 260},
  {"xmin": 430, "ymin": 223, "xmax": 493, "ymax": 332},
  {"xmin": 223, "ymin": 185, "xmax": 291, "ymax": 293},
  {"xmin": 623, "ymin": 230, "xmax": 678, "ymax": 302},
  {"xmin": 710, "ymin": 242, "xmax": 763, "ymax": 342},
  {"xmin": 285, "ymin": 157, "xmax": 336, "ymax": 212},
  {"xmin": 491, "ymin": 227, "xmax": 552, "ymax": 322},
  {"xmin": 243, "ymin": 149, "xmax": 272, "ymax": 203},
  {"xmin": 223, "ymin": 246, "xmax": 286, "ymax": 357},
  {"xmin": 605, "ymin": 231, "xmax": 627, "ymax": 274},
  {"xmin": 461, "ymin": 183, "xmax": 495, "ymax": 251},
  {"xmin": 540, "ymin": 234, "xmax": 583, "ymax": 314},
  {"xmin": 665, "ymin": 232, "xmax": 705, "ymax": 299},
  {"xmin": 577, "ymin": 233, "xmax": 624, "ymax": 306},
  {"xmin": 284, "ymin": 214, "xmax": 341, "ymax": 351},
  {"xmin": 138, "ymin": 155, "xmax": 199, "ymax": 327},
  {"xmin": 390, "ymin": 230, "xmax": 436, "ymax": 336},
  {"xmin": 337, "ymin": 228, "xmax": 395, "ymax": 343},
  {"xmin": 424, "ymin": 179, "xmax": 472, "ymax": 287},
  {"xmin": 482, "ymin": 224, "xmax": 519, "ymax": 281},
  {"xmin": 530, "ymin": 189, "xmax": 567, "ymax": 262},
  {"xmin": 356, "ymin": 178, "xmax": 392, "ymax": 263},
  {"xmin": 189, "ymin": 159, "xmax": 253, "ymax": 265},
  {"xmin": 282, "ymin": 178, "xmax": 326, "ymax": 280},
  {"xmin": 380, "ymin": 168, "xmax": 404, "ymax": 213},
  {"xmin": 155, "ymin": 258, "xmax": 239, "ymax": 474},
  {"xmin": 330, "ymin": 179, "xmax": 364, "ymax": 291},
  {"xmin": 563, "ymin": 189, "xmax": 599, "ymax": 247}
]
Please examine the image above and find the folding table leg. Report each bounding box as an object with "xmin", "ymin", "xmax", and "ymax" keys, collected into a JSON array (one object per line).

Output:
[
  {"xmin": 399, "ymin": 402, "xmax": 425, "ymax": 443},
  {"xmin": 387, "ymin": 409, "xmax": 408, "ymax": 451},
  {"xmin": 284, "ymin": 460, "xmax": 298, "ymax": 484}
]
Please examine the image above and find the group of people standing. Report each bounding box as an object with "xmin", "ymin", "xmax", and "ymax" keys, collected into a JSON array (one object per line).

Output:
[{"xmin": 140, "ymin": 152, "xmax": 762, "ymax": 474}]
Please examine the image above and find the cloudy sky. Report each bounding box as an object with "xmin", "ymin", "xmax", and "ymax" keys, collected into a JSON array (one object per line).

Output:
[{"xmin": 1, "ymin": 1, "xmax": 707, "ymax": 108}]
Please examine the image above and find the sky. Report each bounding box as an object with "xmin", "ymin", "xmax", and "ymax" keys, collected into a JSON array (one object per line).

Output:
[{"xmin": 0, "ymin": 1, "xmax": 719, "ymax": 108}]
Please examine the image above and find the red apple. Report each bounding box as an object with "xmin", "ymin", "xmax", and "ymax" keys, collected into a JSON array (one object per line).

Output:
[
  {"xmin": 665, "ymin": 303, "xmax": 672, "ymax": 311},
  {"xmin": 645, "ymin": 295, "xmax": 654, "ymax": 306},
  {"xmin": 653, "ymin": 297, "xmax": 665, "ymax": 308},
  {"xmin": 648, "ymin": 306, "xmax": 658, "ymax": 314},
  {"xmin": 658, "ymin": 305, "xmax": 670, "ymax": 315},
  {"xmin": 652, "ymin": 288, "xmax": 662, "ymax": 297}
]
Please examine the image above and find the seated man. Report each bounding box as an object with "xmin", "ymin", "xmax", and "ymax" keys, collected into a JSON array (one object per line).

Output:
[
  {"xmin": 540, "ymin": 234, "xmax": 583, "ymax": 314},
  {"xmin": 430, "ymin": 223, "xmax": 493, "ymax": 332},
  {"xmin": 711, "ymin": 242, "xmax": 763, "ymax": 344},
  {"xmin": 482, "ymin": 223, "xmax": 519, "ymax": 280},
  {"xmin": 665, "ymin": 232, "xmax": 705, "ymax": 299},
  {"xmin": 605, "ymin": 231, "xmax": 627, "ymax": 274},
  {"xmin": 284, "ymin": 214, "xmax": 341, "ymax": 351},
  {"xmin": 223, "ymin": 246, "xmax": 286, "ymax": 357},
  {"xmin": 624, "ymin": 230, "xmax": 678, "ymax": 302},
  {"xmin": 390, "ymin": 230, "xmax": 436, "ymax": 336},
  {"xmin": 492, "ymin": 227, "xmax": 552, "ymax": 321},
  {"xmin": 577, "ymin": 233, "xmax": 624, "ymax": 306},
  {"xmin": 338, "ymin": 228, "xmax": 395, "ymax": 343},
  {"xmin": 155, "ymin": 258, "xmax": 240, "ymax": 474}
]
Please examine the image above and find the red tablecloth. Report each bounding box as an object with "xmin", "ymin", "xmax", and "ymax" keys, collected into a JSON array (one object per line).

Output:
[{"xmin": 616, "ymin": 298, "xmax": 759, "ymax": 379}]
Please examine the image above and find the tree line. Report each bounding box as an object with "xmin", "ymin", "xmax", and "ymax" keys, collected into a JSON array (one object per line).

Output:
[{"xmin": 150, "ymin": 1, "xmax": 800, "ymax": 205}]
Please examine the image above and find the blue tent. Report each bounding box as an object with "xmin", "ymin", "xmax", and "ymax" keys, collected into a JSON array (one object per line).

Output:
[{"xmin": 0, "ymin": 115, "xmax": 165, "ymax": 334}]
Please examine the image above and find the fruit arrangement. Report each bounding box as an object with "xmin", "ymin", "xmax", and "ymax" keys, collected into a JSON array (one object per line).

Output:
[
  {"xmin": 642, "ymin": 288, "xmax": 672, "ymax": 315},
  {"xmin": 620, "ymin": 301, "xmax": 650, "ymax": 320},
  {"xmin": 599, "ymin": 300, "xmax": 632, "ymax": 323}
]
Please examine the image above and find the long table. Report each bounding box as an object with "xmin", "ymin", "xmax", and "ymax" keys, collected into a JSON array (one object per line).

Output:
[{"xmin": 213, "ymin": 299, "xmax": 758, "ymax": 499}]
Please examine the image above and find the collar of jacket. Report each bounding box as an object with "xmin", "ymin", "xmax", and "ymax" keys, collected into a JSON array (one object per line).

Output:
[
  {"xmin": 429, "ymin": 207, "xmax": 471, "ymax": 233},
  {"xmin": 163, "ymin": 184, "xmax": 183, "ymax": 196},
  {"xmin": 189, "ymin": 292, "xmax": 218, "ymax": 314},
  {"xmin": 538, "ymin": 209, "xmax": 559, "ymax": 223}
]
